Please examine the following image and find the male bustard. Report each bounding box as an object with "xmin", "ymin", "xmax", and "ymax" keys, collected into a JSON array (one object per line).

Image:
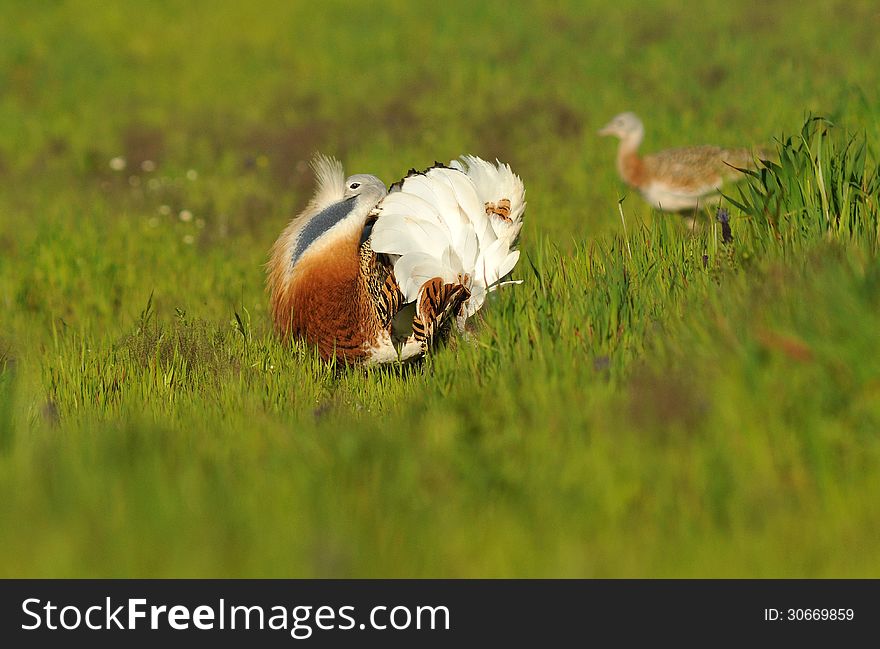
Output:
[{"xmin": 267, "ymin": 155, "xmax": 525, "ymax": 363}]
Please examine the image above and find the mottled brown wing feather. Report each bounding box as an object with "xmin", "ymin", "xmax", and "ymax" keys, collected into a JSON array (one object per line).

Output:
[
  {"xmin": 411, "ymin": 277, "xmax": 471, "ymax": 352},
  {"xmin": 360, "ymin": 241, "xmax": 403, "ymax": 330},
  {"xmin": 644, "ymin": 146, "xmax": 764, "ymax": 189}
]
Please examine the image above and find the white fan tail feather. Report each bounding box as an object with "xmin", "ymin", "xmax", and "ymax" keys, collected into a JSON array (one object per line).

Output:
[
  {"xmin": 393, "ymin": 252, "xmax": 457, "ymax": 299},
  {"xmin": 371, "ymin": 156, "xmax": 524, "ymax": 319},
  {"xmin": 450, "ymin": 155, "xmax": 526, "ymax": 243},
  {"xmin": 392, "ymin": 175, "xmax": 465, "ymax": 243},
  {"xmin": 369, "ymin": 213, "xmax": 449, "ymax": 258},
  {"xmin": 423, "ymin": 167, "xmax": 495, "ymax": 250}
]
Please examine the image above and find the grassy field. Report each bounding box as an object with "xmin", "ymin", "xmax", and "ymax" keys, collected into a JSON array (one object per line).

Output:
[{"xmin": 1, "ymin": 0, "xmax": 879, "ymax": 577}]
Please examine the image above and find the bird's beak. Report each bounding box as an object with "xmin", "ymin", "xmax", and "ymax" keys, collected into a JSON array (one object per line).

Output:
[{"xmin": 597, "ymin": 123, "xmax": 614, "ymax": 136}]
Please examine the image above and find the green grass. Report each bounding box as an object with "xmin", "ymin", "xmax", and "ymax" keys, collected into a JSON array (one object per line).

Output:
[{"xmin": 1, "ymin": 0, "xmax": 879, "ymax": 577}]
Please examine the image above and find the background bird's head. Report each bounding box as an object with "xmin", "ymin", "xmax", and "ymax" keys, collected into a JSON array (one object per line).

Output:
[{"xmin": 598, "ymin": 112, "xmax": 645, "ymax": 145}]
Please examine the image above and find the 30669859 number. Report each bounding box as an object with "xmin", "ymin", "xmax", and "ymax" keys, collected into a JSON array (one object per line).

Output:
[{"xmin": 764, "ymin": 608, "xmax": 854, "ymax": 621}]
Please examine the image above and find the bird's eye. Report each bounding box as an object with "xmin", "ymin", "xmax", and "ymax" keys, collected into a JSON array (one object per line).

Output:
[{"xmin": 349, "ymin": 182, "xmax": 361, "ymax": 190}]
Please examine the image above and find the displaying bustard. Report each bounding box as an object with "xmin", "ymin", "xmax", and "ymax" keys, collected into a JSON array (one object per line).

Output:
[{"xmin": 267, "ymin": 155, "xmax": 525, "ymax": 363}]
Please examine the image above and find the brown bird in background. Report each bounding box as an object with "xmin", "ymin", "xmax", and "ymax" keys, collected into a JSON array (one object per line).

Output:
[{"xmin": 599, "ymin": 112, "xmax": 768, "ymax": 213}]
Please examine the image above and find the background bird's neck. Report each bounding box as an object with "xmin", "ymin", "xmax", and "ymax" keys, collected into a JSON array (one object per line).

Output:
[{"xmin": 617, "ymin": 136, "xmax": 646, "ymax": 187}]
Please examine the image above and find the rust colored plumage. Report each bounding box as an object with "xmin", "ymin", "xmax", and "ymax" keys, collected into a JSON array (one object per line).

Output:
[
  {"xmin": 617, "ymin": 149, "xmax": 649, "ymax": 188},
  {"xmin": 269, "ymin": 228, "xmax": 392, "ymax": 363}
]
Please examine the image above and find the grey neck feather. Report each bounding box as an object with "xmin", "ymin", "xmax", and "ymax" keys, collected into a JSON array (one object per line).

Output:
[{"xmin": 291, "ymin": 197, "xmax": 358, "ymax": 268}]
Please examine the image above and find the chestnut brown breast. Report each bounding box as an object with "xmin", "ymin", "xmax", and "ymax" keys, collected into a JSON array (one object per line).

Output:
[{"xmin": 273, "ymin": 231, "xmax": 377, "ymax": 362}]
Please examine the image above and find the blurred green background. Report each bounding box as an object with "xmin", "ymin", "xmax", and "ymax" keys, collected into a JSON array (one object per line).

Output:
[{"xmin": 0, "ymin": 0, "xmax": 878, "ymax": 577}]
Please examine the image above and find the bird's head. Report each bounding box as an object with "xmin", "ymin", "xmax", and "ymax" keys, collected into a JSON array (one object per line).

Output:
[
  {"xmin": 343, "ymin": 173, "xmax": 388, "ymax": 206},
  {"xmin": 598, "ymin": 112, "xmax": 645, "ymax": 143}
]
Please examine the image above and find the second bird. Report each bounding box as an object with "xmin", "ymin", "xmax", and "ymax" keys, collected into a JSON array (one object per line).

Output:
[{"xmin": 599, "ymin": 112, "xmax": 767, "ymax": 213}]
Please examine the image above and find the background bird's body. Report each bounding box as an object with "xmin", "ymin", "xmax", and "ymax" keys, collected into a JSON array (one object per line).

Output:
[
  {"xmin": 601, "ymin": 112, "xmax": 765, "ymax": 212},
  {"xmin": 267, "ymin": 155, "xmax": 525, "ymax": 364}
]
